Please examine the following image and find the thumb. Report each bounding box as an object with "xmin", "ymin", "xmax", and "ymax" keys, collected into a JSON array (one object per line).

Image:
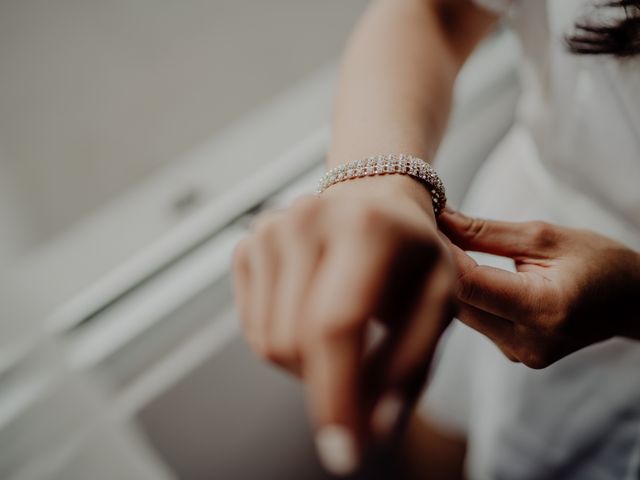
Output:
[{"xmin": 438, "ymin": 208, "xmax": 540, "ymax": 258}]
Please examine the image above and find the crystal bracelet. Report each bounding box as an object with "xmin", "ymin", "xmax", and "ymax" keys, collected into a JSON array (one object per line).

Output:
[{"xmin": 316, "ymin": 154, "xmax": 447, "ymax": 216}]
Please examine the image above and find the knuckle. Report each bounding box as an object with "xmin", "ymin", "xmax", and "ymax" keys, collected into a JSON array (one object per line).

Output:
[
  {"xmin": 528, "ymin": 221, "xmax": 557, "ymax": 249},
  {"xmin": 263, "ymin": 343, "xmax": 295, "ymax": 365},
  {"xmin": 291, "ymin": 195, "xmax": 322, "ymax": 217},
  {"xmin": 317, "ymin": 318, "xmax": 353, "ymax": 340},
  {"xmin": 505, "ymin": 352, "xmax": 522, "ymax": 364},
  {"xmin": 308, "ymin": 307, "xmax": 363, "ymax": 341},
  {"xmin": 313, "ymin": 323, "xmax": 348, "ymax": 344},
  {"xmin": 258, "ymin": 343, "xmax": 277, "ymax": 363},
  {"xmin": 455, "ymin": 273, "xmax": 477, "ymax": 303},
  {"xmin": 528, "ymin": 221, "xmax": 549, "ymax": 238},
  {"xmin": 351, "ymin": 204, "xmax": 387, "ymax": 233},
  {"xmin": 252, "ymin": 214, "xmax": 284, "ymax": 243},
  {"xmin": 290, "ymin": 202, "xmax": 321, "ymax": 233},
  {"xmin": 515, "ymin": 345, "xmax": 551, "ymax": 370},
  {"xmin": 465, "ymin": 217, "xmax": 490, "ymax": 241},
  {"xmin": 251, "ymin": 337, "xmax": 286, "ymax": 365},
  {"xmin": 257, "ymin": 341, "xmax": 274, "ymax": 361},
  {"xmin": 501, "ymin": 345, "xmax": 522, "ymax": 364},
  {"xmin": 270, "ymin": 340, "xmax": 299, "ymax": 365}
]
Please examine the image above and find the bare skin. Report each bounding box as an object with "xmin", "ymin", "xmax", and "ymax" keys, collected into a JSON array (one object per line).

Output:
[
  {"xmin": 232, "ymin": 0, "xmax": 640, "ymax": 478},
  {"xmin": 440, "ymin": 208, "xmax": 640, "ymax": 368},
  {"xmin": 233, "ymin": 0, "xmax": 496, "ymax": 476}
]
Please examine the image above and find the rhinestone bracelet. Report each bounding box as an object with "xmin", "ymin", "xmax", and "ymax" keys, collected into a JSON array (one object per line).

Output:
[{"xmin": 316, "ymin": 154, "xmax": 446, "ymax": 216}]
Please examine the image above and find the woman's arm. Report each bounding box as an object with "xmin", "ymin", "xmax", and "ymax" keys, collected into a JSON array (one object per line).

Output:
[
  {"xmin": 329, "ymin": 0, "xmax": 497, "ymax": 168},
  {"xmin": 233, "ymin": 1, "xmax": 500, "ymax": 476}
]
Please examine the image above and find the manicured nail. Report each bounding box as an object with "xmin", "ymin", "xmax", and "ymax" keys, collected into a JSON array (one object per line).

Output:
[
  {"xmin": 364, "ymin": 319, "xmax": 386, "ymax": 354},
  {"xmin": 315, "ymin": 425, "xmax": 358, "ymax": 476},
  {"xmin": 371, "ymin": 393, "xmax": 404, "ymax": 440}
]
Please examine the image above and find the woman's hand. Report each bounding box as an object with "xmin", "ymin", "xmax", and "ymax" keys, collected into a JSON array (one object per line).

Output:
[
  {"xmin": 439, "ymin": 209, "xmax": 640, "ymax": 369},
  {"xmin": 232, "ymin": 175, "xmax": 456, "ymax": 475}
]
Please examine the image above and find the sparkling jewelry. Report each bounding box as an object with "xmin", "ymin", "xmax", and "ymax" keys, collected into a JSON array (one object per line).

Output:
[{"xmin": 316, "ymin": 154, "xmax": 446, "ymax": 216}]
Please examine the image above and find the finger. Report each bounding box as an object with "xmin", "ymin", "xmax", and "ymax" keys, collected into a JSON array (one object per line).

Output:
[
  {"xmin": 307, "ymin": 328, "xmax": 364, "ymax": 477},
  {"xmin": 370, "ymin": 261, "xmax": 454, "ymax": 439},
  {"xmin": 268, "ymin": 196, "xmax": 325, "ymax": 375},
  {"xmin": 303, "ymin": 240, "xmax": 394, "ymax": 475},
  {"xmin": 247, "ymin": 207, "xmax": 285, "ymax": 229},
  {"xmin": 232, "ymin": 238, "xmax": 252, "ymax": 327},
  {"xmin": 385, "ymin": 260, "xmax": 454, "ymax": 386},
  {"xmin": 457, "ymin": 302, "xmax": 515, "ymax": 353},
  {"xmin": 445, "ymin": 237, "xmax": 543, "ymax": 322},
  {"xmin": 456, "ymin": 263, "xmax": 543, "ymax": 323},
  {"xmin": 269, "ymin": 227, "xmax": 324, "ymax": 375},
  {"xmin": 245, "ymin": 215, "xmax": 282, "ymax": 356},
  {"xmin": 439, "ymin": 210, "xmax": 556, "ymax": 258},
  {"xmin": 438, "ymin": 230, "xmax": 478, "ymax": 274}
]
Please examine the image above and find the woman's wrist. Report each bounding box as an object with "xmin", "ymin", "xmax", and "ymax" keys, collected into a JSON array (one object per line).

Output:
[
  {"xmin": 322, "ymin": 173, "xmax": 437, "ymax": 222},
  {"xmin": 320, "ymin": 154, "xmax": 445, "ymax": 216}
]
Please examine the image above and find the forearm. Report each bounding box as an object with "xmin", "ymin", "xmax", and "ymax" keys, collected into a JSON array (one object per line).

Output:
[{"xmin": 328, "ymin": 0, "xmax": 497, "ymax": 168}]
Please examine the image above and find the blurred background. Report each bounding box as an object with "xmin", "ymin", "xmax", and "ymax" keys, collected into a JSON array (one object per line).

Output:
[{"xmin": 0, "ymin": 1, "xmax": 520, "ymax": 478}]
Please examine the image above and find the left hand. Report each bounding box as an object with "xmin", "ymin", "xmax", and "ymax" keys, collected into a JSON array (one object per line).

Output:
[{"xmin": 439, "ymin": 208, "xmax": 640, "ymax": 368}]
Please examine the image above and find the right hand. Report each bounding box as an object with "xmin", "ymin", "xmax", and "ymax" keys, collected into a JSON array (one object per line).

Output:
[{"xmin": 232, "ymin": 174, "xmax": 456, "ymax": 475}]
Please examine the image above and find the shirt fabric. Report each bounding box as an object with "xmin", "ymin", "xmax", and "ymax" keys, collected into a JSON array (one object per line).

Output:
[{"xmin": 422, "ymin": 1, "xmax": 640, "ymax": 479}]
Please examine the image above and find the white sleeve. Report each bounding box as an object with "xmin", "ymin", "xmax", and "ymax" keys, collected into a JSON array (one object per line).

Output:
[
  {"xmin": 472, "ymin": 0, "xmax": 512, "ymax": 14},
  {"xmin": 419, "ymin": 321, "xmax": 474, "ymax": 436}
]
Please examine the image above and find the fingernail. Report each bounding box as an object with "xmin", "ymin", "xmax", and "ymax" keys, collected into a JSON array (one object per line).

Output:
[
  {"xmin": 371, "ymin": 393, "xmax": 404, "ymax": 440},
  {"xmin": 364, "ymin": 319, "xmax": 386, "ymax": 354},
  {"xmin": 315, "ymin": 425, "xmax": 359, "ymax": 476}
]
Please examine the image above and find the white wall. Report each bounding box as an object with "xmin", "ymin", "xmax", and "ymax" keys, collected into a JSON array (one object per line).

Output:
[
  {"xmin": 0, "ymin": 151, "xmax": 33, "ymax": 269},
  {"xmin": 0, "ymin": 0, "xmax": 367, "ymax": 245}
]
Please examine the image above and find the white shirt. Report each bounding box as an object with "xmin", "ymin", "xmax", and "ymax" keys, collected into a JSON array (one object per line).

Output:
[{"xmin": 422, "ymin": 1, "xmax": 640, "ymax": 479}]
